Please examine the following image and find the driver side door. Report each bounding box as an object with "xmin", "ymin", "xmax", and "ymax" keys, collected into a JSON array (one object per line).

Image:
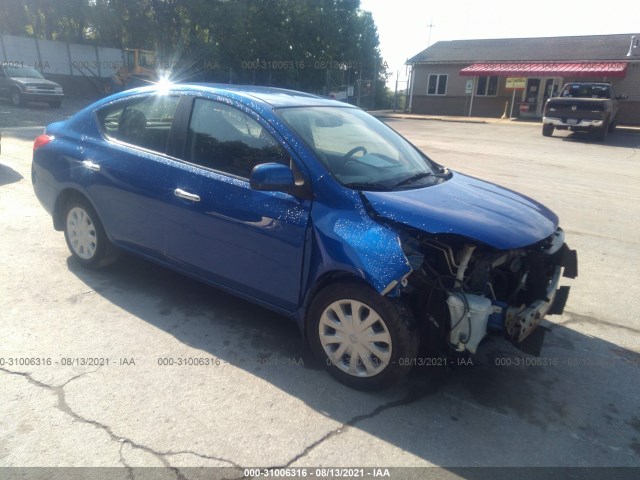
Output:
[{"xmin": 163, "ymin": 97, "xmax": 312, "ymax": 311}]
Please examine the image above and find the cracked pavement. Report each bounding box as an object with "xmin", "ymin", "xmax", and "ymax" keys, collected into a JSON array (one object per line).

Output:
[{"xmin": 1, "ymin": 104, "xmax": 639, "ymax": 476}]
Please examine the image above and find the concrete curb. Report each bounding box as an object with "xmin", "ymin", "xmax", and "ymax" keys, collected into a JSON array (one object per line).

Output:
[
  {"xmin": 368, "ymin": 110, "xmax": 531, "ymax": 125},
  {"xmin": 369, "ymin": 111, "xmax": 640, "ymax": 131},
  {"xmin": 371, "ymin": 114, "xmax": 488, "ymax": 125}
]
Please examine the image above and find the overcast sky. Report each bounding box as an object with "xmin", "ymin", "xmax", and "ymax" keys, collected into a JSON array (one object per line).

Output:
[{"xmin": 360, "ymin": 0, "xmax": 639, "ymax": 86}]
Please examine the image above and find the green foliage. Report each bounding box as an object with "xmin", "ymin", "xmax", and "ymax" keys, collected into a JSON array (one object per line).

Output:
[{"xmin": 0, "ymin": 0, "xmax": 388, "ymax": 107}]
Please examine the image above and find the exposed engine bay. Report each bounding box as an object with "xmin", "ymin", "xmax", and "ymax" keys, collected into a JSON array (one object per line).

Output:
[{"xmin": 399, "ymin": 228, "xmax": 578, "ymax": 355}]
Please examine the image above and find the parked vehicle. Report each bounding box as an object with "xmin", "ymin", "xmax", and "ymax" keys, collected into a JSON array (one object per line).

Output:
[
  {"xmin": 0, "ymin": 64, "xmax": 64, "ymax": 108},
  {"xmin": 32, "ymin": 84, "xmax": 577, "ymax": 390},
  {"xmin": 542, "ymin": 82, "xmax": 624, "ymax": 140}
]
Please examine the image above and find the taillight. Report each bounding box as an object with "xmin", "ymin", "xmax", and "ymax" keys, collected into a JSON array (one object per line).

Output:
[{"xmin": 33, "ymin": 134, "xmax": 54, "ymax": 152}]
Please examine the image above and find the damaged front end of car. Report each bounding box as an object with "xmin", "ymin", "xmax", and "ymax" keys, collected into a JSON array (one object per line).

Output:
[
  {"xmin": 352, "ymin": 171, "xmax": 579, "ymax": 358},
  {"xmin": 396, "ymin": 227, "xmax": 578, "ymax": 356}
]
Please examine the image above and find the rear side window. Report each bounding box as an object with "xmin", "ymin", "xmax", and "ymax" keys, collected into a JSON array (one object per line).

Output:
[
  {"xmin": 185, "ymin": 98, "xmax": 288, "ymax": 178},
  {"xmin": 97, "ymin": 95, "xmax": 179, "ymax": 153}
]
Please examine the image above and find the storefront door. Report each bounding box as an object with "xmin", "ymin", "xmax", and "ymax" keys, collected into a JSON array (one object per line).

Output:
[
  {"xmin": 522, "ymin": 77, "xmax": 563, "ymax": 117},
  {"xmin": 521, "ymin": 79, "xmax": 540, "ymax": 118},
  {"xmin": 540, "ymin": 78, "xmax": 562, "ymax": 114}
]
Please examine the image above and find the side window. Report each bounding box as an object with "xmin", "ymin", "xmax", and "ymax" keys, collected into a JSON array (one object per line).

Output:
[
  {"xmin": 97, "ymin": 95, "xmax": 179, "ymax": 153},
  {"xmin": 427, "ymin": 74, "xmax": 447, "ymax": 96},
  {"xmin": 186, "ymin": 99, "xmax": 289, "ymax": 178},
  {"xmin": 476, "ymin": 76, "xmax": 498, "ymax": 96}
]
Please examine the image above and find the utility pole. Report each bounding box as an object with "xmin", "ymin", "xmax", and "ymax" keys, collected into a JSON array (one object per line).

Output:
[
  {"xmin": 427, "ymin": 20, "xmax": 435, "ymax": 47},
  {"xmin": 357, "ymin": 68, "xmax": 362, "ymax": 107},
  {"xmin": 394, "ymin": 71, "xmax": 399, "ymax": 112},
  {"xmin": 372, "ymin": 58, "xmax": 377, "ymax": 109},
  {"xmin": 407, "ymin": 63, "xmax": 415, "ymax": 113}
]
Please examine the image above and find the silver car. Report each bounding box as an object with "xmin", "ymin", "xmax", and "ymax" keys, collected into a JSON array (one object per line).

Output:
[{"xmin": 0, "ymin": 64, "xmax": 64, "ymax": 108}]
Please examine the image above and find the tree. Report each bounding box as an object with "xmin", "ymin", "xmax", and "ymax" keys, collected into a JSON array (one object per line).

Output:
[
  {"xmin": 0, "ymin": 0, "xmax": 389, "ymax": 107},
  {"xmin": 0, "ymin": 1, "xmax": 30, "ymax": 36}
]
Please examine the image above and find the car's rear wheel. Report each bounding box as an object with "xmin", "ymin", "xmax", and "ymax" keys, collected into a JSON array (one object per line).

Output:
[
  {"xmin": 595, "ymin": 125, "xmax": 608, "ymax": 141},
  {"xmin": 542, "ymin": 124, "xmax": 554, "ymax": 137},
  {"xmin": 63, "ymin": 197, "xmax": 118, "ymax": 268},
  {"xmin": 10, "ymin": 89, "xmax": 23, "ymax": 107},
  {"xmin": 308, "ymin": 281, "xmax": 419, "ymax": 390}
]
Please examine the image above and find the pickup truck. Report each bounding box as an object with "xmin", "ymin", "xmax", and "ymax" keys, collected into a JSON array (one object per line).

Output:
[{"xmin": 542, "ymin": 82, "xmax": 622, "ymax": 140}]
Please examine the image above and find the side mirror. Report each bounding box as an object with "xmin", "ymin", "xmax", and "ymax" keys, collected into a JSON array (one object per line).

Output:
[{"xmin": 250, "ymin": 163, "xmax": 295, "ymax": 193}]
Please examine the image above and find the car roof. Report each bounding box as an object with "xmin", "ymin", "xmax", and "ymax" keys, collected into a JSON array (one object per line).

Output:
[
  {"xmin": 566, "ymin": 82, "xmax": 611, "ymax": 86},
  {"xmin": 124, "ymin": 83, "xmax": 354, "ymax": 109}
]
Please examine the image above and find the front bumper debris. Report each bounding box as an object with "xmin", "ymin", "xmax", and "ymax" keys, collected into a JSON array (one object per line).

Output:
[{"xmin": 505, "ymin": 266, "xmax": 562, "ymax": 343}]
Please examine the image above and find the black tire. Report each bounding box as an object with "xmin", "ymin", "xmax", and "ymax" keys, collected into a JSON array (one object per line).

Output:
[
  {"xmin": 595, "ymin": 125, "xmax": 608, "ymax": 141},
  {"xmin": 307, "ymin": 281, "xmax": 419, "ymax": 390},
  {"xmin": 48, "ymin": 101, "xmax": 62, "ymax": 108},
  {"xmin": 608, "ymin": 119, "xmax": 617, "ymax": 133},
  {"xmin": 63, "ymin": 196, "xmax": 118, "ymax": 268},
  {"xmin": 542, "ymin": 124, "xmax": 554, "ymax": 137},
  {"xmin": 10, "ymin": 89, "xmax": 23, "ymax": 107}
]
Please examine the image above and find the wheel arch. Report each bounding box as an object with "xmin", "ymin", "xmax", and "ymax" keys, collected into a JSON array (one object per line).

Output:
[
  {"xmin": 57, "ymin": 188, "xmax": 119, "ymax": 267},
  {"xmin": 296, "ymin": 270, "xmax": 374, "ymax": 341},
  {"xmin": 305, "ymin": 276, "xmax": 419, "ymax": 390},
  {"xmin": 10, "ymin": 86, "xmax": 23, "ymax": 105},
  {"xmin": 53, "ymin": 188, "xmax": 102, "ymax": 232}
]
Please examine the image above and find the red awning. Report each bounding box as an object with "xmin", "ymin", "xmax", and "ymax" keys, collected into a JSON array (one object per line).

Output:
[{"xmin": 459, "ymin": 62, "xmax": 627, "ymax": 78}]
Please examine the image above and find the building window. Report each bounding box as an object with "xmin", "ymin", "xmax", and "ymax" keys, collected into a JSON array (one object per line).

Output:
[
  {"xmin": 427, "ymin": 74, "xmax": 447, "ymax": 95},
  {"xmin": 476, "ymin": 76, "xmax": 499, "ymax": 96}
]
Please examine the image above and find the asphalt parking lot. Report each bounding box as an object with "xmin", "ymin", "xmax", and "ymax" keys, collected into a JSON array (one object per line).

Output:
[{"xmin": 1, "ymin": 97, "xmax": 639, "ymax": 478}]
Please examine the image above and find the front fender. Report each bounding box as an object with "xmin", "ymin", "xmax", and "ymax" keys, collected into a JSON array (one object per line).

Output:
[
  {"xmin": 299, "ymin": 190, "xmax": 411, "ymax": 318},
  {"xmin": 313, "ymin": 206, "xmax": 411, "ymax": 292}
]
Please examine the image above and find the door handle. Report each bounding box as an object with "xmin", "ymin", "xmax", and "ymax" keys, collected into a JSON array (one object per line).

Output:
[
  {"xmin": 82, "ymin": 160, "xmax": 100, "ymax": 172},
  {"xmin": 174, "ymin": 188, "xmax": 200, "ymax": 202}
]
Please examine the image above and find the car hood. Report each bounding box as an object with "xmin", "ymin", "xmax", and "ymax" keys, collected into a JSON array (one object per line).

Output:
[
  {"xmin": 363, "ymin": 171, "xmax": 558, "ymax": 250},
  {"xmin": 546, "ymin": 97, "xmax": 611, "ymax": 107},
  {"xmin": 11, "ymin": 77, "xmax": 60, "ymax": 86}
]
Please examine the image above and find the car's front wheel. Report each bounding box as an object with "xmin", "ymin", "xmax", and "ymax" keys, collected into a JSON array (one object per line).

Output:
[
  {"xmin": 308, "ymin": 281, "xmax": 419, "ymax": 390},
  {"xmin": 63, "ymin": 197, "xmax": 118, "ymax": 268},
  {"xmin": 10, "ymin": 89, "xmax": 23, "ymax": 107},
  {"xmin": 595, "ymin": 124, "xmax": 608, "ymax": 141},
  {"xmin": 542, "ymin": 124, "xmax": 554, "ymax": 137}
]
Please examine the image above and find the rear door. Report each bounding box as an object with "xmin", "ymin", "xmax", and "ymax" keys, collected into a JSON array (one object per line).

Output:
[
  {"xmin": 84, "ymin": 94, "xmax": 180, "ymax": 256},
  {"xmin": 162, "ymin": 97, "xmax": 312, "ymax": 311}
]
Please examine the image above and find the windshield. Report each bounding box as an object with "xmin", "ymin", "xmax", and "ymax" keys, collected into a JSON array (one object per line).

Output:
[
  {"xmin": 278, "ymin": 106, "xmax": 444, "ymax": 190},
  {"xmin": 5, "ymin": 67, "xmax": 45, "ymax": 79},
  {"xmin": 560, "ymin": 83, "xmax": 610, "ymax": 99}
]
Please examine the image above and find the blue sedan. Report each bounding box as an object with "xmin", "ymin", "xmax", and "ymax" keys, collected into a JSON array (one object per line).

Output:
[{"xmin": 32, "ymin": 84, "xmax": 577, "ymax": 390}]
